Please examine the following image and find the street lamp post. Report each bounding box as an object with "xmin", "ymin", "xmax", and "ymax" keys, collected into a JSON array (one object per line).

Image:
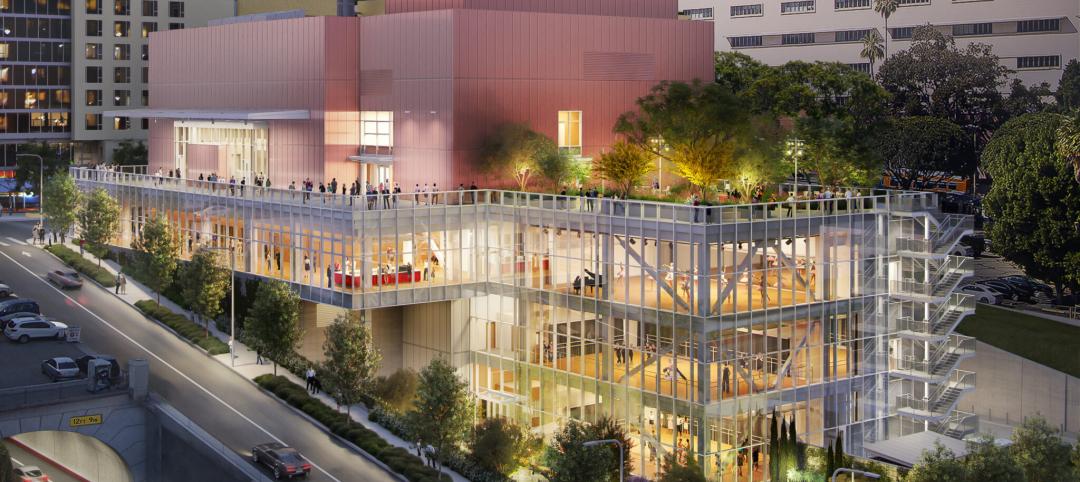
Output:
[
  {"xmin": 204, "ymin": 244, "xmax": 237, "ymax": 366},
  {"xmin": 831, "ymin": 468, "xmax": 881, "ymax": 482},
  {"xmin": 785, "ymin": 139, "xmax": 804, "ymax": 195},
  {"xmin": 15, "ymin": 153, "xmax": 43, "ymax": 229},
  {"xmin": 583, "ymin": 439, "xmax": 624, "ymax": 482}
]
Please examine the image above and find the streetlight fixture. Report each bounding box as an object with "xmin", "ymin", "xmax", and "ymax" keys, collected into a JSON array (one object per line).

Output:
[
  {"xmin": 16, "ymin": 153, "xmax": 44, "ymax": 230},
  {"xmin": 831, "ymin": 468, "xmax": 881, "ymax": 482},
  {"xmin": 203, "ymin": 244, "xmax": 237, "ymax": 367},
  {"xmin": 785, "ymin": 138, "xmax": 804, "ymax": 195},
  {"xmin": 583, "ymin": 439, "xmax": 624, "ymax": 482}
]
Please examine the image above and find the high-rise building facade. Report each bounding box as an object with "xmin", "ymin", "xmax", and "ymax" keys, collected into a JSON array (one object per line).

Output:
[
  {"xmin": 77, "ymin": 1, "xmax": 977, "ymax": 479},
  {"xmin": 676, "ymin": 0, "xmax": 1079, "ymax": 88}
]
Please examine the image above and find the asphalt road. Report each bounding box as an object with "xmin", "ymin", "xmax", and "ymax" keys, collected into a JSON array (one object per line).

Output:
[
  {"xmin": 4, "ymin": 439, "xmax": 81, "ymax": 482},
  {"xmin": 0, "ymin": 221, "xmax": 396, "ymax": 482},
  {"xmin": 0, "ymin": 335, "xmax": 88, "ymax": 388}
]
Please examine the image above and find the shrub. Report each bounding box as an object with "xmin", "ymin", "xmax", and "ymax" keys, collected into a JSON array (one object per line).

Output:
[
  {"xmin": 373, "ymin": 368, "xmax": 420, "ymax": 412},
  {"xmin": 134, "ymin": 299, "xmax": 229, "ymax": 355},
  {"xmin": 44, "ymin": 244, "xmax": 116, "ymax": 287},
  {"xmin": 253, "ymin": 374, "xmax": 449, "ymax": 482}
]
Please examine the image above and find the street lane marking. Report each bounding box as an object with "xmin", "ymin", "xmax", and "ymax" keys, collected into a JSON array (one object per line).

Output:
[
  {"xmin": 5, "ymin": 237, "xmax": 25, "ymax": 245},
  {"xmin": 0, "ymin": 250, "xmax": 346, "ymax": 482},
  {"xmin": 10, "ymin": 456, "xmax": 23, "ymax": 466},
  {"xmin": 21, "ymin": 251, "xmax": 30, "ymax": 258},
  {"xmin": 0, "ymin": 241, "xmax": 9, "ymax": 247}
]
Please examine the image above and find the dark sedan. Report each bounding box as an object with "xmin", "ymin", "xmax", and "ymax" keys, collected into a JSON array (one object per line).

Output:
[{"xmin": 252, "ymin": 442, "xmax": 311, "ymax": 479}]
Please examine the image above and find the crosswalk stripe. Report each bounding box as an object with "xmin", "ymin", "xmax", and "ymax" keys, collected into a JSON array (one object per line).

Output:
[{"xmin": 5, "ymin": 237, "xmax": 26, "ymax": 246}]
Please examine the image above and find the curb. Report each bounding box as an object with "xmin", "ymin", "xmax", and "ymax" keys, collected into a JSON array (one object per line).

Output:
[
  {"xmin": 8, "ymin": 436, "xmax": 93, "ymax": 482},
  {"xmin": 251, "ymin": 383, "xmax": 409, "ymax": 482}
]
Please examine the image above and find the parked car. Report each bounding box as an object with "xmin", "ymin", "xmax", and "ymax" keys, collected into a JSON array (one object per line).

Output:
[
  {"xmin": 977, "ymin": 280, "xmax": 1028, "ymax": 302},
  {"xmin": 0, "ymin": 283, "xmax": 12, "ymax": 298},
  {"xmin": 76, "ymin": 354, "xmax": 122, "ymax": 381},
  {"xmin": 4, "ymin": 316, "xmax": 68, "ymax": 343},
  {"xmin": 998, "ymin": 275, "xmax": 1053, "ymax": 296},
  {"xmin": 0, "ymin": 298, "xmax": 40, "ymax": 322},
  {"xmin": 950, "ymin": 244, "xmax": 974, "ymax": 258},
  {"xmin": 960, "ymin": 284, "xmax": 1003, "ymax": 305},
  {"xmin": 41, "ymin": 357, "xmax": 80, "ymax": 381},
  {"xmin": 13, "ymin": 465, "xmax": 50, "ymax": 482},
  {"xmin": 959, "ymin": 235, "xmax": 985, "ymax": 258},
  {"xmin": 252, "ymin": 442, "xmax": 312, "ymax": 479},
  {"xmin": 46, "ymin": 270, "xmax": 83, "ymax": 289}
]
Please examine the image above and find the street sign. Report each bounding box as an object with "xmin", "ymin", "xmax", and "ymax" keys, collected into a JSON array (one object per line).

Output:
[
  {"xmin": 69, "ymin": 414, "xmax": 102, "ymax": 427},
  {"xmin": 65, "ymin": 326, "xmax": 81, "ymax": 343}
]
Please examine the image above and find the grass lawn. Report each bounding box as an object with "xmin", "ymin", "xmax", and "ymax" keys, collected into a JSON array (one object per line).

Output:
[{"xmin": 956, "ymin": 304, "xmax": 1080, "ymax": 378}]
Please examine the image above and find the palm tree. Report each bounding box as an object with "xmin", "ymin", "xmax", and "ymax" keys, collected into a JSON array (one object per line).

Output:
[
  {"xmin": 860, "ymin": 30, "xmax": 885, "ymax": 77},
  {"xmin": 873, "ymin": 0, "xmax": 899, "ymax": 59},
  {"xmin": 1056, "ymin": 112, "xmax": 1080, "ymax": 185}
]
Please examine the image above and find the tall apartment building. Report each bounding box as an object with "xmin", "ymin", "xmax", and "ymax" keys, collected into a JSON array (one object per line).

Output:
[
  {"xmin": 676, "ymin": 0, "xmax": 1080, "ymax": 88},
  {"xmin": 0, "ymin": 0, "xmax": 233, "ymax": 176},
  {"xmin": 76, "ymin": 1, "xmax": 977, "ymax": 479}
]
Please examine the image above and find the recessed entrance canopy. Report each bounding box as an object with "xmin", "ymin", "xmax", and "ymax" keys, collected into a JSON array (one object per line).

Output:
[{"xmin": 102, "ymin": 109, "xmax": 311, "ymax": 121}]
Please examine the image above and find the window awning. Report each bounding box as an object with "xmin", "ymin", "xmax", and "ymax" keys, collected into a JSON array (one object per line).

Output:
[{"xmin": 102, "ymin": 109, "xmax": 311, "ymax": 121}]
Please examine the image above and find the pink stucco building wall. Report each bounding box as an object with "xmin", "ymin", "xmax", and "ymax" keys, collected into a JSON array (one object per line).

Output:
[{"xmin": 146, "ymin": 3, "xmax": 713, "ymax": 190}]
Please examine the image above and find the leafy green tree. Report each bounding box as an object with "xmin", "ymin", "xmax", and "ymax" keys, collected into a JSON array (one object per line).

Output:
[
  {"xmin": 769, "ymin": 411, "xmax": 780, "ymax": 481},
  {"xmin": 112, "ymin": 140, "xmax": 148, "ymax": 166},
  {"xmin": 964, "ymin": 435, "xmax": 1023, "ymax": 482},
  {"xmin": 373, "ymin": 368, "xmax": 420, "ymax": 412},
  {"xmin": 180, "ymin": 247, "xmax": 230, "ymax": 335},
  {"xmin": 1056, "ymin": 110, "xmax": 1080, "ymax": 185},
  {"xmin": 877, "ymin": 116, "xmax": 974, "ymax": 189},
  {"xmin": 1056, "ymin": 59, "xmax": 1080, "ymax": 111},
  {"xmin": 134, "ymin": 215, "xmax": 179, "ymax": 304},
  {"xmin": 1010, "ymin": 416, "xmax": 1075, "ymax": 482},
  {"xmin": 407, "ymin": 358, "xmax": 473, "ymax": 469},
  {"xmin": 1071, "ymin": 440, "xmax": 1080, "ymax": 480},
  {"xmin": 13, "ymin": 141, "xmax": 69, "ymax": 201},
  {"xmin": 658, "ymin": 452, "xmax": 707, "ymax": 482},
  {"xmin": 833, "ymin": 433, "xmax": 845, "ymax": 474},
  {"xmin": 322, "ymin": 311, "xmax": 381, "ymax": 425},
  {"xmin": 42, "ymin": 172, "xmax": 79, "ymax": 242},
  {"xmin": 0, "ymin": 441, "xmax": 13, "ymax": 482},
  {"xmin": 469, "ymin": 417, "xmax": 539, "ymax": 476},
  {"xmin": 481, "ymin": 123, "xmax": 560, "ymax": 191},
  {"xmin": 872, "ymin": 0, "xmax": 898, "ymax": 58},
  {"xmin": 825, "ymin": 444, "xmax": 835, "ymax": 479},
  {"xmin": 542, "ymin": 419, "xmax": 613, "ymax": 482},
  {"xmin": 589, "ymin": 414, "xmax": 635, "ymax": 479},
  {"xmin": 982, "ymin": 113, "xmax": 1080, "ymax": 302},
  {"xmin": 244, "ymin": 279, "xmax": 302, "ymax": 375},
  {"xmin": 536, "ymin": 143, "xmax": 573, "ymax": 188},
  {"xmin": 714, "ymin": 51, "xmax": 771, "ymax": 97},
  {"xmin": 878, "ymin": 25, "xmax": 1009, "ymax": 139},
  {"xmin": 860, "ymin": 30, "xmax": 885, "ymax": 77},
  {"xmin": 592, "ymin": 141, "xmax": 654, "ymax": 197},
  {"xmin": 77, "ymin": 188, "xmax": 120, "ymax": 267},
  {"xmin": 616, "ymin": 80, "xmax": 753, "ymax": 199},
  {"xmin": 1004, "ymin": 79, "xmax": 1054, "ymax": 118},
  {"xmin": 905, "ymin": 443, "xmax": 967, "ymax": 482}
]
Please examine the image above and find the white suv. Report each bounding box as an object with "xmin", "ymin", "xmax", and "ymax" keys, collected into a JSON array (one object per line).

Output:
[{"xmin": 4, "ymin": 316, "xmax": 69, "ymax": 343}]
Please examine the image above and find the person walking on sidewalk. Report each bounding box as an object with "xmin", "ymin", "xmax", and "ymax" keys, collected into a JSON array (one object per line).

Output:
[
  {"xmin": 120, "ymin": 273, "xmax": 127, "ymax": 294},
  {"xmin": 115, "ymin": 272, "xmax": 122, "ymax": 294},
  {"xmin": 311, "ymin": 376, "xmax": 322, "ymax": 395},
  {"xmin": 305, "ymin": 366, "xmax": 316, "ymax": 392}
]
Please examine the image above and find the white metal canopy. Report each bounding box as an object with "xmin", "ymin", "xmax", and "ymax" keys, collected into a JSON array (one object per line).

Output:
[{"xmin": 101, "ymin": 109, "xmax": 310, "ymax": 121}]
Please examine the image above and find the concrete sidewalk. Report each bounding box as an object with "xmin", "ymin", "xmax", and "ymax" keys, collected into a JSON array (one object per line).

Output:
[{"xmin": 48, "ymin": 240, "xmax": 469, "ymax": 482}]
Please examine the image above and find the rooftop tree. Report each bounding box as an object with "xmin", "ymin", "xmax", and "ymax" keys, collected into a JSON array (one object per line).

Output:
[
  {"xmin": 481, "ymin": 123, "xmax": 562, "ymax": 191},
  {"xmin": 591, "ymin": 141, "xmax": 653, "ymax": 197}
]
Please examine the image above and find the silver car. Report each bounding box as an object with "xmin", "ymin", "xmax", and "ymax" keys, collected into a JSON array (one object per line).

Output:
[
  {"xmin": 41, "ymin": 356, "xmax": 80, "ymax": 381},
  {"xmin": 4, "ymin": 316, "xmax": 68, "ymax": 343}
]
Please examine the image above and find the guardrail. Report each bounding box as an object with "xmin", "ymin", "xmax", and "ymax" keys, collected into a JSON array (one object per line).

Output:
[{"xmin": 0, "ymin": 378, "xmax": 129, "ymax": 412}]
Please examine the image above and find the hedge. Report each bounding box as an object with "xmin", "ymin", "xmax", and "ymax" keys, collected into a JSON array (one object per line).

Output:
[
  {"xmin": 370, "ymin": 406, "xmax": 510, "ymax": 482},
  {"xmin": 134, "ymin": 299, "xmax": 230, "ymax": 355},
  {"xmin": 44, "ymin": 244, "xmax": 116, "ymax": 287},
  {"xmin": 254, "ymin": 374, "xmax": 448, "ymax": 482}
]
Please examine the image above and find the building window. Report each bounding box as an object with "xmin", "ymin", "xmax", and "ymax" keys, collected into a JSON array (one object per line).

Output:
[
  {"xmin": 86, "ymin": 0, "xmax": 101, "ymax": 14},
  {"xmin": 87, "ymin": 20, "xmax": 102, "ymax": 37},
  {"xmin": 836, "ymin": 29, "xmax": 872, "ymax": 42},
  {"xmin": 730, "ymin": 35, "xmax": 763, "ymax": 48},
  {"xmin": 360, "ymin": 111, "xmax": 392, "ymax": 147},
  {"xmin": 142, "ymin": 22, "xmax": 156, "ymax": 38},
  {"xmin": 86, "ymin": 66, "xmax": 102, "ymax": 83},
  {"xmin": 141, "ymin": 44, "xmax": 148, "ymax": 60},
  {"xmin": 141, "ymin": 89, "xmax": 148, "ymax": 106},
  {"xmin": 85, "ymin": 43, "xmax": 102, "ymax": 60},
  {"xmin": 780, "ymin": 0, "xmax": 815, "ymax": 14},
  {"xmin": 681, "ymin": 7, "xmax": 714, "ymax": 19},
  {"xmin": 114, "ymin": 0, "xmax": 129, "ymax": 15},
  {"xmin": 0, "ymin": 43, "xmax": 8, "ymax": 59},
  {"xmin": 114, "ymin": 66, "xmax": 130, "ymax": 83},
  {"xmin": 114, "ymin": 21, "xmax": 129, "ymax": 37},
  {"xmin": 782, "ymin": 32, "xmax": 815, "ymax": 45},
  {"xmin": 897, "ymin": 0, "xmax": 929, "ymax": 4},
  {"xmin": 113, "ymin": 90, "xmax": 129, "ymax": 106},
  {"xmin": 86, "ymin": 89, "xmax": 101, "ymax": 106},
  {"xmin": 168, "ymin": 23, "xmax": 184, "ymax": 30},
  {"xmin": 846, "ymin": 63, "xmax": 871, "ymax": 74},
  {"xmin": 86, "ymin": 113, "xmax": 102, "ymax": 130},
  {"xmin": 730, "ymin": 4, "xmax": 762, "ymax": 17},
  {"xmin": 557, "ymin": 111, "xmax": 582, "ymax": 156},
  {"xmin": 168, "ymin": 1, "xmax": 184, "ymax": 17},
  {"xmin": 141, "ymin": 66, "xmax": 148, "ymax": 83},
  {"xmin": 1017, "ymin": 19, "xmax": 1059, "ymax": 33},
  {"xmin": 835, "ymin": 0, "xmax": 870, "ymax": 8},
  {"xmin": 952, "ymin": 23, "xmax": 992, "ymax": 37},
  {"xmin": 890, "ymin": 27, "xmax": 913, "ymax": 39},
  {"xmin": 142, "ymin": 0, "xmax": 157, "ymax": 16},
  {"xmin": 1017, "ymin": 55, "xmax": 1060, "ymax": 70},
  {"xmin": 114, "ymin": 116, "xmax": 130, "ymax": 130},
  {"xmin": 113, "ymin": 44, "xmax": 130, "ymax": 60},
  {"xmin": 141, "ymin": 118, "xmax": 149, "ymax": 129}
]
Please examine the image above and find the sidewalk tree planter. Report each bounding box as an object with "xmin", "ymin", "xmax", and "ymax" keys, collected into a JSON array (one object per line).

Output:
[
  {"xmin": 245, "ymin": 280, "xmax": 302, "ymax": 376},
  {"xmin": 76, "ymin": 188, "xmax": 119, "ymax": 267},
  {"xmin": 42, "ymin": 172, "xmax": 79, "ymax": 243},
  {"xmin": 134, "ymin": 299, "xmax": 229, "ymax": 355},
  {"xmin": 180, "ymin": 247, "xmax": 230, "ymax": 336},
  {"xmin": 322, "ymin": 311, "xmax": 381, "ymax": 426},
  {"xmin": 44, "ymin": 244, "xmax": 116, "ymax": 287},
  {"xmin": 406, "ymin": 358, "xmax": 473, "ymax": 478},
  {"xmin": 133, "ymin": 215, "xmax": 180, "ymax": 304}
]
